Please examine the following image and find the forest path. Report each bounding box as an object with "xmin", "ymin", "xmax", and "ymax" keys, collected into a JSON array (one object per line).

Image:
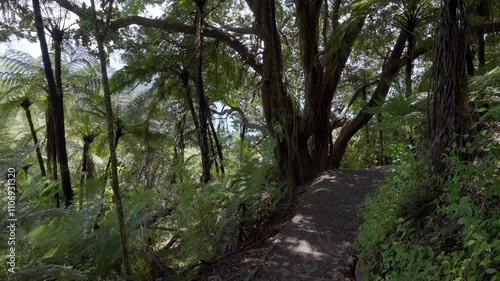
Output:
[{"xmin": 249, "ymin": 167, "xmax": 388, "ymax": 281}]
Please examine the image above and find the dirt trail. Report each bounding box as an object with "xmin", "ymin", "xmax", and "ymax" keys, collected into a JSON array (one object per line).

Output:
[
  {"xmin": 197, "ymin": 167, "xmax": 387, "ymax": 281},
  {"xmin": 250, "ymin": 167, "xmax": 388, "ymax": 281}
]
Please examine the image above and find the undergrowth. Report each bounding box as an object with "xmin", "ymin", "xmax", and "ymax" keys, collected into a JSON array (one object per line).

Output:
[
  {"xmin": 0, "ymin": 156, "xmax": 281, "ymax": 280},
  {"xmin": 356, "ymin": 138, "xmax": 500, "ymax": 280}
]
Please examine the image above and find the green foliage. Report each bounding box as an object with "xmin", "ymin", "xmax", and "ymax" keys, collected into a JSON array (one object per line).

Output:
[
  {"xmin": 341, "ymin": 90, "xmax": 428, "ymax": 169},
  {"xmin": 167, "ymin": 158, "xmax": 281, "ymax": 267},
  {"xmin": 356, "ymin": 151, "xmax": 431, "ymax": 261},
  {"xmin": 340, "ymin": 128, "xmax": 379, "ymax": 169},
  {"xmin": 357, "ymin": 138, "xmax": 500, "ymax": 280},
  {"xmin": 0, "ymin": 177, "xmax": 160, "ymax": 279}
]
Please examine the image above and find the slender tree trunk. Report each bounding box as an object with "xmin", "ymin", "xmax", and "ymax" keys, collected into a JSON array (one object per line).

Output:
[
  {"xmin": 46, "ymin": 105, "xmax": 59, "ymax": 208},
  {"xmin": 182, "ymin": 73, "xmax": 211, "ymax": 182},
  {"xmin": 377, "ymin": 114, "xmax": 385, "ymax": 165},
  {"xmin": 239, "ymin": 122, "xmax": 246, "ymax": 165},
  {"xmin": 194, "ymin": 0, "xmax": 212, "ymax": 183},
  {"xmin": 405, "ymin": 34, "xmax": 414, "ymax": 98},
  {"xmin": 52, "ymin": 27, "xmax": 73, "ymax": 207},
  {"xmin": 476, "ymin": 0, "xmax": 487, "ymax": 67},
  {"xmin": 430, "ymin": 0, "xmax": 471, "ymax": 176},
  {"xmin": 46, "ymin": 101, "xmax": 56, "ymax": 178},
  {"xmin": 465, "ymin": 47, "xmax": 475, "ymax": 76},
  {"xmin": 209, "ymin": 117, "xmax": 224, "ymax": 176},
  {"xmin": 94, "ymin": 126, "xmax": 123, "ymax": 230},
  {"xmin": 171, "ymin": 113, "xmax": 186, "ymax": 184},
  {"xmin": 330, "ymin": 31, "xmax": 408, "ymax": 168},
  {"xmin": 32, "ymin": 0, "xmax": 73, "ymax": 207},
  {"xmin": 90, "ymin": 0, "xmax": 132, "ymax": 277},
  {"xmin": 208, "ymin": 129, "xmax": 219, "ymax": 176},
  {"xmin": 80, "ymin": 134, "xmax": 96, "ymax": 208},
  {"xmin": 322, "ymin": 0, "xmax": 329, "ymax": 47},
  {"xmin": 21, "ymin": 100, "xmax": 46, "ymax": 177},
  {"xmin": 477, "ymin": 33, "xmax": 485, "ymax": 67}
]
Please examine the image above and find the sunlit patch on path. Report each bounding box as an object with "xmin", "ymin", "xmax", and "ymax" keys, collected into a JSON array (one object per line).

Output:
[{"xmin": 252, "ymin": 167, "xmax": 387, "ymax": 281}]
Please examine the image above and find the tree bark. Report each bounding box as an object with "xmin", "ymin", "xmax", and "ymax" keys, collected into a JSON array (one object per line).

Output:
[
  {"xmin": 330, "ymin": 30, "xmax": 409, "ymax": 168},
  {"xmin": 194, "ymin": 0, "xmax": 212, "ymax": 183},
  {"xmin": 89, "ymin": 0, "xmax": 132, "ymax": 277},
  {"xmin": 21, "ymin": 100, "xmax": 46, "ymax": 177},
  {"xmin": 376, "ymin": 114, "xmax": 385, "ymax": 165},
  {"xmin": 46, "ymin": 102, "xmax": 59, "ymax": 208},
  {"xmin": 255, "ymin": 0, "xmax": 303, "ymax": 202},
  {"xmin": 32, "ymin": 0, "xmax": 73, "ymax": 207},
  {"xmin": 181, "ymin": 70, "xmax": 212, "ymax": 183},
  {"xmin": 209, "ymin": 116, "xmax": 224, "ymax": 177},
  {"xmin": 430, "ymin": 0, "xmax": 471, "ymax": 175},
  {"xmin": 297, "ymin": 0, "xmax": 366, "ymax": 174}
]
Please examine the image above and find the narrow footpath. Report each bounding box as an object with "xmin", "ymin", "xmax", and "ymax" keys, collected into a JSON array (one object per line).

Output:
[
  {"xmin": 198, "ymin": 167, "xmax": 387, "ymax": 281},
  {"xmin": 251, "ymin": 167, "xmax": 387, "ymax": 281}
]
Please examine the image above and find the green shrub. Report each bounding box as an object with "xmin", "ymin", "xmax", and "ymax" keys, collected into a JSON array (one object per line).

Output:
[
  {"xmin": 356, "ymin": 141, "xmax": 500, "ymax": 280},
  {"xmin": 166, "ymin": 159, "xmax": 281, "ymax": 270}
]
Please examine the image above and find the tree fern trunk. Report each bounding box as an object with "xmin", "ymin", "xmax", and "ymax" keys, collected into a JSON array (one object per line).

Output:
[
  {"xmin": 80, "ymin": 134, "xmax": 96, "ymax": 209},
  {"xmin": 21, "ymin": 100, "xmax": 46, "ymax": 177},
  {"xmin": 32, "ymin": 0, "xmax": 73, "ymax": 207},
  {"xmin": 430, "ymin": 0, "xmax": 472, "ymax": 176}
]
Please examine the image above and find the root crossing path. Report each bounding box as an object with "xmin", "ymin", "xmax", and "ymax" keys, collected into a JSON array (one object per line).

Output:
[{"xmin": 251, "ymin": 167, "xmax": 387, "ymax": 281}]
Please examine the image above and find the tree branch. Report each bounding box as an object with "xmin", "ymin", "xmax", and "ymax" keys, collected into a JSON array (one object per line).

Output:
[
  {"xmin": 52, "ymin": 0, "xmax": 262, "ymax": 74},
  {"xmin": 213, "ymin": 21, "xmax": 255, "ymax": 34},
  {"xmin": 330, "ymin": 30, "xmax": 408, "ymax": 168},
  {"xmin": 330, "ymin": 79, "xmax": 380, "ymax": 130},
  {"xmin": 212, "ymin": 102, "xmax": 263, "ymax": 131},
  {"xmin": 53, "ymin": 0, "xmax": 86, "ymax": 17},
  {"xmin": 109, "ymin": 16, "xmax": 262, "ymax": 74}
]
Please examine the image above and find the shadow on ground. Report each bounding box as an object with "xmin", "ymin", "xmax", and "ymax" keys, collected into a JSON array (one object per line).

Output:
[{"xmin": 254, "ymin": 167, "xmax": 387, "ymax": 281}]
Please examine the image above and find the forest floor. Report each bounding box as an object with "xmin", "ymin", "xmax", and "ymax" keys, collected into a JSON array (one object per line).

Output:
[{"xmin": 196, "ymin": 167, "xmax": 388, "ymax": 281}]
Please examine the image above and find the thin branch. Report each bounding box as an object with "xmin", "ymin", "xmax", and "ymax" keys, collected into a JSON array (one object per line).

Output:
[
  {"xmin": 244, "ymin": 239, "xmax": 278, "ymax": 281},
  {"xmin": 331, "ymin": 79, "xmax": 380, "ymax": 130},
  {"xmin": 213, "ymin": 21, "xmax": 255, "ymax": 34},
  {"xmin": 212, "ymin": 101, "xmax": 263, "ymax": 130}
]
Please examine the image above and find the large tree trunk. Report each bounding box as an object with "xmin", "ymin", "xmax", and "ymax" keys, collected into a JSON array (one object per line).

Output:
[
  {"xmin": 296, "ymin": 0, "xmax": 366, "ymax": 175},
  {"xmin": 295, "ymin": 0, "xmax": 325, "ymax": 173},
  {"xmin": 90, "ymin": 0, "xmax": 132, "ymax": 277},
  {"xmin": 430, "ymin": 0, "xmax": 471, "ymax": 175},
  {"xmin": 249, "ymin": 0, "xmax": 366, "ymax": 194},
  {"xmin": 32, "ymin": 0, "xmax": 73, "ymax": 207},
  {"xmin": 252, "ymin": 0, "xmax": 303, "ymax": 202}
]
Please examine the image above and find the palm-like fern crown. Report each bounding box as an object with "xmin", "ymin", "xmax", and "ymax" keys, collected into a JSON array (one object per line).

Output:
[{"xmin": 0, "ymin": 46, "xmax": 101, "ymax": 107}]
